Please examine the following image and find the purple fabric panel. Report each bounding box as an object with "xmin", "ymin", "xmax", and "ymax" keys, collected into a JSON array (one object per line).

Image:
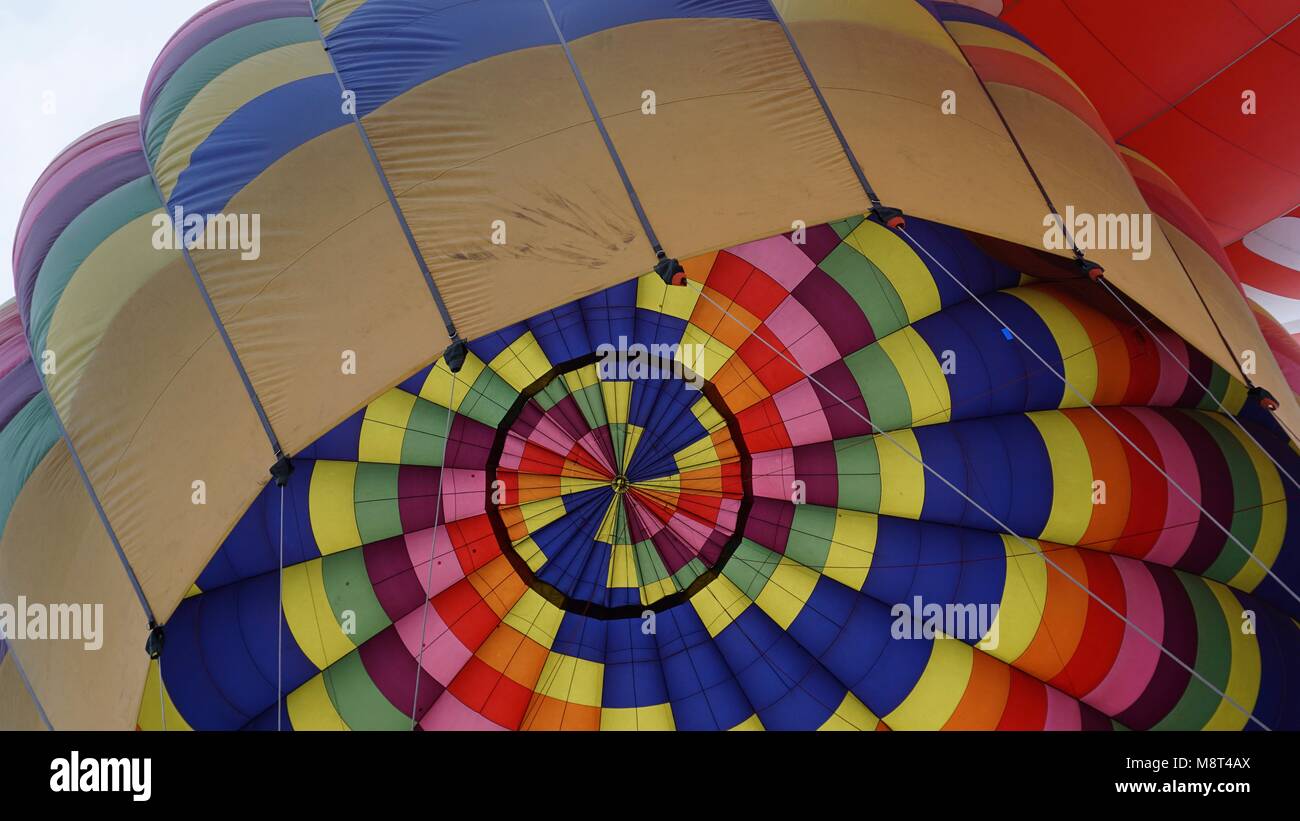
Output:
[
  {"xmin": 0, "ymin": 301, "xmax": 28, "ymax": 381},
  {"xmin": 0, "ymin": 362, "xmax": 41, "ymax": 432},
  {"xmin": 15, "ymin": 119, "xmax": 136, "ymax": 228},
  {"xmin": 12, "ymin": 122, "xmax": 141, "ymax": 301},
  {"xmin": 141, "ymin": 0, "xmax": 311, "ymax": 120},
  {"xmin": 12, "ymin": 149, "xmax": 149, "ymax": 329}
]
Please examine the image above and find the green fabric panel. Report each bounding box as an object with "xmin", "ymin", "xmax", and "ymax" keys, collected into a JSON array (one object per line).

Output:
[
  {"xmin": 609, "ymin": 421, "xmax": 628, "ymax": 471},
  {"xmin": 835, "ymin": 435, "xmax": 881, "ymax": 512},
  {"xmin": 533, "ymin": 378, "xmax": 568, "ymax": 411},
  {"xmin": 1200, "ymin": 366, "xmax": 1231, "ymax": 411},
  {"xmin": 30, "ymin": 177, "xmax": 160, "ymax": 356},
  {"xmin": 787, "ymin": 504, "xmax": 835, "ymax": 570},
  {"xmin": 633, "ymin": 539, "xmax": 670, "ymax": 584},
  {"xmin": 401, "ymin": 397, "xmax": 450, "ymax": 466},
  {"xmin": 846, "ymin": 345, "xmax": 910, "ymax": 432},
  {"xmin": 1152, "ymin": 573, "xmax": 1232, "ymax": 730},
  {"xmin": 1186, "ymin": 412, "xmax": 1263, "ymax": 582},
  {"xmin": 829, "ymin": 215, "xmax": 864, "ymax": 239},
  {"xmin": 818, "ymin": 243, "xmax": 907, "ymax": 338},
  {"xmin": 572, "ymin": 382, "xmax": 608, "ymax": 435},
  {"xmin": 321, "ymin": 549, "xmax": 391, "ymax": 648},
  {"xmin": 670, "ymin": 557, "xmax": 707, "ymax": 592},
  {"xmin": 322, "ymin": 650, "xmax": 410, "ymax": 730},
  {"xmin": 146, "ymin": 18, "xmax": 322, "ymax": 161},
  {"xmin": 353, "ymin": 463, "xmax": 400, "ymax": 544},
  {"xmin": 456, "ymin": 368, "xmax": 514, "ymax": 428},
  {"xmin": 722, "ymin": 539, "xmax": 779, "ymax": 598},
  {"xmin": 0, "ymin": 393, "xmax": 61, "ymax": 537}
]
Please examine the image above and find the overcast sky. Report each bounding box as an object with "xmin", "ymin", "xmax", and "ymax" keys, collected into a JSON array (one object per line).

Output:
[{"xmin": 0, "ymin": 0, "xmax": 214, "ymax": 304}]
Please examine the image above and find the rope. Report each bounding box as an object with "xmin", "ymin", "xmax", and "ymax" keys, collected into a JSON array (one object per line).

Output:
[
  {"xmin": 540, "ymin": 0, "xmax": 666, "ymax": 257},
  {"xmin": 410, "ymin": 367, "xmax": 459, "ymax": 728},
  {"xmin": 277, "ymin": 481, "xmax": 285, "ymax": 731},
  {"xmin": 1097, "ymin": 276, "xmax": 1300, "ymax": 495},
  {"xmin": 685, "ymin": 276, "xmax": 1270, "ymax": 729},
  {"xmin": 898, "ymin": 226, "xmax": 1300, "ymax": 613}
]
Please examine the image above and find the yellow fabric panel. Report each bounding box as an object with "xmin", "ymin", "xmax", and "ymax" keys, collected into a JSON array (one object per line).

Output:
[
  {"xmin": 282, "ymin": 559, "xmax": 353, "ymax": 669},
  {"xmin": 503, "ymin": 589, "xmax": 564, "ymax": 648},
  {"xmin": 944, "ymin": 21, "xmax": 1087, "ymax": 98},
  {"xmin": 594, "ymin": 498, "xmax": 619, "ymax": 544},
  {"xmin": 42, "ymin": 245, "xmax": 269, "ymax": 623},
  {"xmin": 679, "ymin": 323, "xmax": 734, "ymax": 382},
  {"xmin": 818, "ymin": 691, "xmax": 878, "ymax": 730},
  {"xmin": 155, "ymin": 42, "xmax": 332, "ymax": 197},
  {"xmin": 608, "ymin": 544, "xmax": 637, "ymax": 589},
  {"xmin": 187, "ymin": 123, "xmax": 447, "ymax": 458},
  {"xmin": 308, "ymin": 461, "xmax": 361, "ymax": 554},
  {"xmin": 1007, "ymin": 287, "xmax": 1098, "ymax": 408},
  {"xmin": 42, "ymin": 210, "xmax": 172, "ymax": 414},
  {"xmin": 638, "ymin": 272, "xmax": 699, "ymax": 320},
  {"xmin": 988, "ymin": 534, "xmax": 1049, "ymax": 664},
  {"xmin": 1203, "ymin": 583, "xmax": 1260, "ymax": 731},
  {"xmin": 315, "ymin": 0, "xmax": 366, "ymax": 37},
  {"xmin": 135, "ymin": 658, "xmax": 191, "ymax": 731},
  {"xmin": 690, "ymin": 574, "xmax": 752, "ymax": 637},
  {"xmin": 1026, "ymin": 412, "xmax": 1092, "ymax": 545},
  {"xmin": 674, "ymin": 437, "xmax": 718, "ymax": 472},
  {"xmin": 875, "ymin": 429, "xmax": 925, "ymax": 518},
  {"xmin": 0, "ymin": 654, "xmax": 46, "ymax": 730},
  {"xmin": 490, "ymin": 332, "xmax": 551, "ymax": 393},
  {"xmin": 286, "ymin": 672, "xmax": 350, "ymax": 730},
  {"xmin": 825, "ymin": 510, "xmax": 875, "ymax": 590},
  {"xmin": 753, "ymin": 557, "xmax": 819, "ymax": 630},
  {"xmin": 883, "ymin": 636, "xmax": 973, "ymax": 730},
  {"xmin": 515, "ymin": 536, "xmax": 546, "ymax": 573},
  {"xmin": 777, "ymin": 0, "xmax": 1054, "ymax": 258},
  {"xmin": 420, "ymin": 353, "xmax": 487, "ymax": 414},
  {"xmin": 878, "ymin": 328, "xmax": 951, "ymax": 426},
  {"xmin": 535, "ymin": 653, "xmax": 603, "ymax": 707},
  {"xmin": 361, "ymin": 45, "xmax": 657, "ymax": 342},
  {"xmin": 729, "ymin": 713, "xmax": 765, "ymax": 730},
  {"xmin": 0, "ymin": 444, "xmax": 148, "ymax": 729},
  {"xmin": 569, "ymin": 17, "xmax": 868, "ymax": 264},
  {"xmin": 358, "ymin": 389, "xmax": 417, "ymax": 464},
  {"xmin": 844, "ymin": 219, "xmax": 941, "ymax": 323},
  {"xmin": 691, "ymin": 395, "xmax": 726, "ymax": 433},
  {"xmin": 601, "ymin": 703, "xmax": 675, "ymax": 731},
  {"xmin": 600, "ymin": 380, "xmax": 630, "ymax": 423}
]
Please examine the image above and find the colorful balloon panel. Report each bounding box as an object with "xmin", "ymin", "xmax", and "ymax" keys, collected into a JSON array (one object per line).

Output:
[
  {"xmin": 3, "ymin": 0, "xmax": 1299, "ymax": 733},
  {"xmin": 138, "ymin": 213, "xmax": 1300, "ymax": 731}
]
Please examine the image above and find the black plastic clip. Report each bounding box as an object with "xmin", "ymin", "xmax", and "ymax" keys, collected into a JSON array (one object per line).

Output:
[
  {"xmin": 146, "ymin": 621, "xmax": 165, "ymax": 660},
  {"xmin": 654, "ymin": 254, "xmax": 687, "ymax": 287},
  {"xmin": 270, "ymin": 451, "xmax": 294, "ymax": 487},
  {"xmin": 870, "ymin": 205, "xmax": 906, "ymax": 231},
  {"xmin": 1077, "ymin": 257, "xmax": 1105, "ymax": 281},
  {"xmin": 444, "ymin": 337, "xmax": 469, "ymax": 374},
  {"xmin": 1249, "ymin": 385, "xmax": 1280, "ymax": 412}
]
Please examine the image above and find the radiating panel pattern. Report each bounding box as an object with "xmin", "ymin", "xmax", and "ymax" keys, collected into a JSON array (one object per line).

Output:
[{"xmin": 143, "ymin": 214, "xmax": 1300, "ymax": 731}]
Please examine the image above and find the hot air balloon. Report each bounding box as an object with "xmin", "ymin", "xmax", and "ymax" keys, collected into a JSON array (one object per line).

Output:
[
  {"xmin": 970, "ymin": 1, "xmax": 1300, "ymax": 395},
  {"xmin": 3, "ymin": 0, "xmax": 1299, "ymax": 731}
]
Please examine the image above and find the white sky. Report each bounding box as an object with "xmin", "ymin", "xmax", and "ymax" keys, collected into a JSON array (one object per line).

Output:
[{"xmin": 0, "ymin": 0, "xmax": 215, "ymax": 304}]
